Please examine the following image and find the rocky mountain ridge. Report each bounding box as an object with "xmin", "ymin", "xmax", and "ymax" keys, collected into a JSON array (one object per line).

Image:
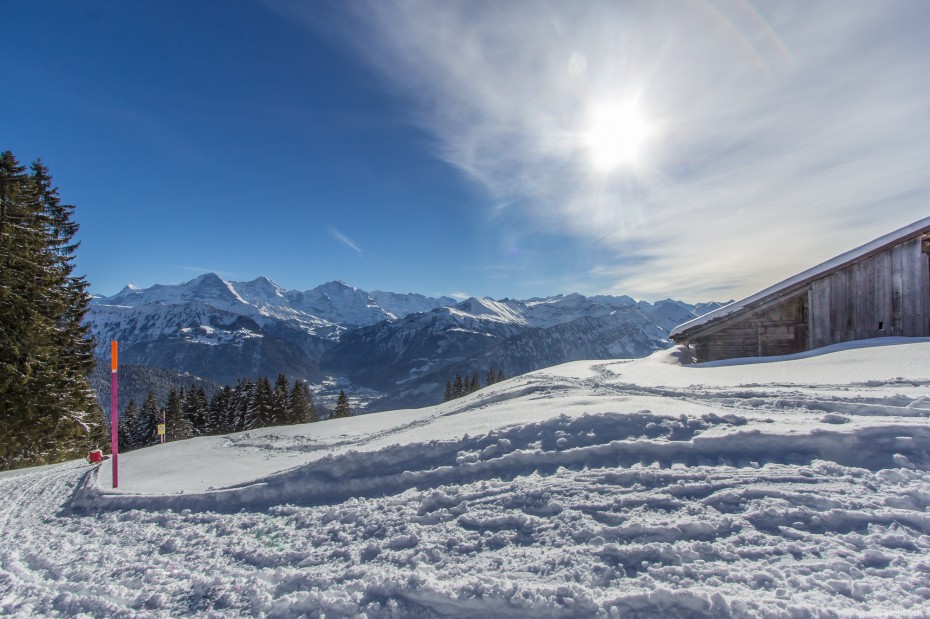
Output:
[{"xmin": 87, "ymin": 274, "xmax": 725, "ymax": 409}]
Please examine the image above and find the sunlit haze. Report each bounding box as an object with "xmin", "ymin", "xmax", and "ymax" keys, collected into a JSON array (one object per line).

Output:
[{"xmin": 3, "ymin": 1, "xmax": 929, "ymax": 302}]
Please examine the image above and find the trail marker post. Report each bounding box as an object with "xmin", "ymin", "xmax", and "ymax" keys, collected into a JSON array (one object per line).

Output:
[{"xmin": 111, "ymin": 341, "xmax": 119, "ymax": 488}]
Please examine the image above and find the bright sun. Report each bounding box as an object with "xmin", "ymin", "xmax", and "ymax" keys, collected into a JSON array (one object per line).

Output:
[{"xmin": 583, "ymin": 103, "xmax": 650, "ymax": 172}]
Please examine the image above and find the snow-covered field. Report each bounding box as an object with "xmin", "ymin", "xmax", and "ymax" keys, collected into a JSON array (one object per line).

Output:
[{"xmin": 2, "ymin": 339, "xmax": 930, "ymax": 617}]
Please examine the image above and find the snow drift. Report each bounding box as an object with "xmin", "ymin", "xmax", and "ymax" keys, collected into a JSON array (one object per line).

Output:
[{"xmin": 2, "ymin": 339, "xmax": 930, "ymax": 617}]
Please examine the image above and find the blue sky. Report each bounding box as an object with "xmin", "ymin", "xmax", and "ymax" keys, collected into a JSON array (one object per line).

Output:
[{"xmin": 3, "ymin": 1, "xmax": 929, "ymax": 302}]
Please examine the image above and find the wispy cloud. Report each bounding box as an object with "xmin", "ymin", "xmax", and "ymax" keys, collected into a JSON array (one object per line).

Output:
[
  {"xmin": 328, "ymin": 227, "xmax": 363, "ymax": 257},
  {"xmin": 278, "ymin": 1, "xmax": 930, "ymax": 300}
]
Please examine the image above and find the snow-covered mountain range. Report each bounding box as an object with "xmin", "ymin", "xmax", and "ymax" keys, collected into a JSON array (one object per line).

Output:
[
  {"xmin": 87, "ymin": 273, "xmax": 724, "ymax": 408},
  {"xmin": 87, "ymin": 274, "xmax": 456, "ymax": 389}
]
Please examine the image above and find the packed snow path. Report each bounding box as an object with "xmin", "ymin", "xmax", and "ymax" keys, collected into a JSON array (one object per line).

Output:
[{"xmin": 2, "ymin": 340, "xmax": 930, "ymax": 617}]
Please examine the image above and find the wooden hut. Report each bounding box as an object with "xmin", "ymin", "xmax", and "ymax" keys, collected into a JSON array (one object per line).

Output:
[{"xmin": 670, "ymin": 216, "xmax": 930, "ymax": 362}]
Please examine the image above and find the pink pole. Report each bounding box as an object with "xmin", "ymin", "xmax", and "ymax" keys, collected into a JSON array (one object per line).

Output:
[{"xmin": 111, "ymin": 341, "xmax": 119, "ymax": 488}]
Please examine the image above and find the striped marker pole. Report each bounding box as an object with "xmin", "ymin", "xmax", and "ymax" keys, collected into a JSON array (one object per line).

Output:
[{"xmin": 111, "ymin": 341, "xmax": 119, "ymax": 488}]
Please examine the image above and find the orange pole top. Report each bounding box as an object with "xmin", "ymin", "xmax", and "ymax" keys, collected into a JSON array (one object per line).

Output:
[{"xmin": 111, "ymin": 341, "xmax": 118, "ymax": 371}]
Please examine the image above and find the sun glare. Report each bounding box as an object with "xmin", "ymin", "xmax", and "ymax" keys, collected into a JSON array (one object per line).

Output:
[{"xmin": 583, "ymin": 103, "xmax": 650, "ymax": 172}]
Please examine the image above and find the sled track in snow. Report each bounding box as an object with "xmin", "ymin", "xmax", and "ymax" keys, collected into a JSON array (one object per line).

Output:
[
  {"xmin": 0, "ymin": 463, "xmax": 88, "ymax": 537},
  {"xmin": 8, "ymin": 457, "xmax": 930, "ymax": 617}
]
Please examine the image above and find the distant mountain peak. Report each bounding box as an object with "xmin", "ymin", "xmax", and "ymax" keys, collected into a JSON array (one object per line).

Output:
[
  {"xmin": 230, "ymin": 275, "xmax": 288, "ymax": 307},
  {"xmin": 319, "ymin": 280, "xmax": 356, "ymax": 292},
  {"xmin": 191, "ymin": 272, "xmax": 227, "ymax": 283},
  {"xmin": 249, "ymin": 275, "xmax": 277, "ymax": 285},
  {"xmin": 457, "ymin": 296, "xmax": 496, "ymax": 313},
  {"xmin": 186, "ymin": 272, "xmax": 246, "ymax": 301},
  {"xmin": 241, "ymin": 275, "xmax": 284, "ymax": 293}
]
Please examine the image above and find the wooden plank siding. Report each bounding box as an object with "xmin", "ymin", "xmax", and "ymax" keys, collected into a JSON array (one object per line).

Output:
[
  {"xmin": 874, "ymin": 250, "xmax": 893, "ymax": 337},
  {"xmin": 810, "ymin": 278, "xmax": 831, "ymax": 349},
  {"xmin": 690, "ymin": 293, "xmax": 808, "ymax": 362},
  {"xmin": 921, "ymin": 242, "xmax": 930, "ymax": 336},
  {"xmin": 809, "ymin": 237, "xmax": 930, "ymax": 345},
  {"xmin": 679, "ymin": 232, "xmax": 930, "ymax": 362},
  {"xmin": 891, "ymin": 242, "xmax": 906, "ymax": 335}
]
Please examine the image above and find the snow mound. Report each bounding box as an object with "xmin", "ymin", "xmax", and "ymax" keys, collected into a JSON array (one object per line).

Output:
[
  {"xmin": 74, "ymin": 409, "xmax": 930, "ymax": 514},
  {"xmin": 4, "ymin": 339, "xmax": 930, "ymax": 617}
]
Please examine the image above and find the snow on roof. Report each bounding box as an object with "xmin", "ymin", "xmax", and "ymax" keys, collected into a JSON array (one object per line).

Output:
[{"xmin": 670, "ymin": 215, "xmax": 930, "ymax": 338}]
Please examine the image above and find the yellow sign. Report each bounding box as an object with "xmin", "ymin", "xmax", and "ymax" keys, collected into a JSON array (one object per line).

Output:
[{"xmin": 157, "ymin": 424, "xmax": 166, "ymax": 436}]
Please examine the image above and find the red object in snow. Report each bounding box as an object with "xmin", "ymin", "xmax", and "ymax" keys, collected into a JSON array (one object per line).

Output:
[{"xmin": 88, "ymin": 449, "xmax": 103, "ymax": 464}]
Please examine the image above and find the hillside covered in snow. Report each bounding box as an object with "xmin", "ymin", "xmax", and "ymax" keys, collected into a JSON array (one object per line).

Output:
[{"xmin": 2, "ymin": 339, "xmax": 929, "ymax": 616}]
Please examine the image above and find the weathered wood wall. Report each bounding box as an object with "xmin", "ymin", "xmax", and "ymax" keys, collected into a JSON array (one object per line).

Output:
[
  {"xmin": 691, "ymin": 292, "xmax": 809, "ymax": 362},
  {"xmin": 686, "ymin": 234, "xmax": 930, "ymax": 362},
  {"xmin": 810, "ymin": 237, "xmax": 930, "ymax": 347}
]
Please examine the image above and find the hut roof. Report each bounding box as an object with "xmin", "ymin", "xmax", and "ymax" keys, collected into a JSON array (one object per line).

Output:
[{"xmin": 670, "ymin": 215, "xmax": 930, "ymax": 339}]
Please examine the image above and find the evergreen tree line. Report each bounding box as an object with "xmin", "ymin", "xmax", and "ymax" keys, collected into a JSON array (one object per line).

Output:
[
  {"xmin": 443, "ymin": 366, "xmax": 506, "ymax": 402},
  {"xmin": 0, "ymin": 151, "xmax": 103, "ymax": 470},
  {"xmin": 89, "ymin": 363, "xmax": 221, "ymax": 418},
  {"xmin": 117, "ymin": 376, "xmax": 354, "ymax": 452}
]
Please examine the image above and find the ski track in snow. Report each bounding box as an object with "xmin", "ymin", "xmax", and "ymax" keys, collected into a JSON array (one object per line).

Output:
[{"xmin": 3, "ymin": 343, "xmax": 930, "ymax": 617}]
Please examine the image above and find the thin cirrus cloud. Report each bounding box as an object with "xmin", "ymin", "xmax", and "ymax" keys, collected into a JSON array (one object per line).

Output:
[
  {"xmin": 328, "ymin": 227, "xmax": 363, "ymax": 257},
  {"xmin": 281, "ymin": 1, "xmax": 930, "ymax": 301}
]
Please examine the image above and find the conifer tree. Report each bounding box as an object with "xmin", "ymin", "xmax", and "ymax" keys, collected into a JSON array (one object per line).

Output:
[
  {"xmin": 0, "ymin": 151, "xmax": 101, "ymax": 469},
  {"xmin": 207, "ymin": 385, "xmax": 234, "ymax": 435},
  {"xmin": 486, "ymin": 367, "xmax": 497, "ymax": 386},
  {"xmin": 272, "ymin": 373, "xmax": 290, "ymax": 425},
  {"xmin": 253, "ymin": 376, "xmax": 274, "ymax": 428},
  {"xmin": 333, "ymin": 390, "xmax": 352, "ymax": 418},
  {"xmin": 443, "ymin": 380, "xmax": 453, "ymax": 402},
  {"xmin": 164, "ymin": 389, "xmax": 192, "ymax": 441},
  {"xmin": 288, "ymin": 380, "xmax": 317, "ymax": 424},
  {"xmin": 470, "ymin": 373, "xmax": 480, "ymax": 393},
  {"xmin": 0, "ymin": 151, "xmax": 55, "ymax": 466},
  {"xmin": 176, "ymin": 402, "xmax": 195, "ymax": 441},
  {"xmin": 183, "ymin": 386, "xmax": 208, "ymax": 435},
  {"xmin": 233, "ymin": 378, "xmax": 256, "ymax": 431},
  {"xmin": 220, "ymin": 384, "xmax": 237, "ymax": 432},
  {"xmin": 164, "ymin": 389, "xmax": 180, "ymax": 441},
  {"xmin": 137, "ymin": 392, "xmax": 160, "ymax": 447},
  {"xmin": 452, "ymin": 373, "xmax": 464, "ymax": 399},
  {"xmin": 31, "ymin": 160, "xmax": 96, "ymax": 415},
  {"xmin": 497, "ymin": 370, "xmax": 505, "ymax": 383},
  {"xmin": 118, "ymin": 400, "xmax": 139, "ymax": 452}
]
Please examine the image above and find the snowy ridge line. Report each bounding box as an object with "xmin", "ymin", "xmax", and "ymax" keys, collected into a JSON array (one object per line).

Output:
[
  {"xmin": 580, "ymin": 379, "xmax": 930, "ymax": 418},
  {"xmin": 70, "ymin": 413, "xmax": 930, "ymax": 514},
  {"xmin": 487, "ymin": 354, "xmax": 930, "ymax": 419}
]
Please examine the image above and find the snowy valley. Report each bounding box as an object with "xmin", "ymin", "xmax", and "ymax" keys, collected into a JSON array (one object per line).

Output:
[{"xmin": 2, "ymin": 338, "xmax": 929, "ymax": 616}]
